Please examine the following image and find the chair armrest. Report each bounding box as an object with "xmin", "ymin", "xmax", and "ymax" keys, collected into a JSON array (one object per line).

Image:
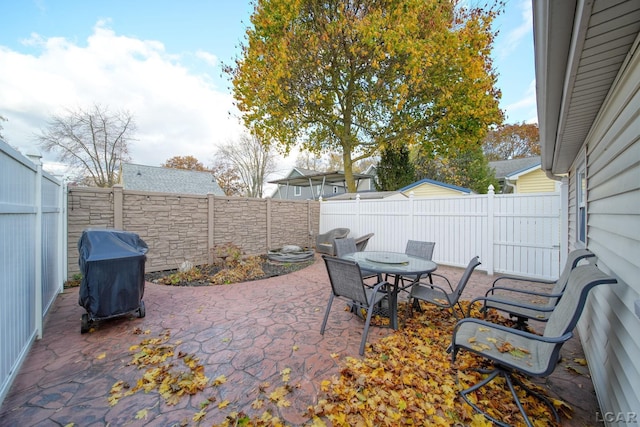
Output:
[
  {"xmin": 467, "ymin": 296, "xmax": 557, "ymax": 317},
  {"xmin": 485, "ymin": 286, "xmax": 563, "ymax": 298},
  {"xmin": 492, "ymin": 275, "xmax": 556, "ymax": 288},
  {"xmin": 369, "ymin": 280, "xmax": 390, "ymax": 297},
  {"xmin": 429, "ymin": 272, "xmax": 454, "ymax": 293},
  {"xmin": 452, "ymin": 317, "xmax": 572, "ymax": 345}
]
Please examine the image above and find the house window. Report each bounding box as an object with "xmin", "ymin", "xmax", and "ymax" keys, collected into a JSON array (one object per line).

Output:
[
  {"xmin": 294, "ymin": 186, "xmax": 301, "ymax": 197},
  {"xmin": 333, "ymin": 186, "xmax": 338, "ymax": 194},
  {"xmin": 577, "ymin": 164, "xmax": 586, "ymax": 244}
]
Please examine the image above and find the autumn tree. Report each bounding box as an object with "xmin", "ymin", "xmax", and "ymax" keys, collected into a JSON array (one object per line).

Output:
[
  {"xmin": 209, "ymin": 158, "xmax": 245, "ymax": 196},
  {"xmin": 375, "ymin": 144, "xmax": 415, "ymax": 191},
  {"xmin": 216, "ymin": 133, "xmax": 278, "ymax": 198},
  {"xmin": 162, "ymin": 155, "xmax": 207, "ymax": 171},
  {"xmin": 483, "ymin": 122, "xmax": 540, "ymax": 160},
  {"xmin": 227, "ymin": 0, "xmax": 503, "ymax": 192},
  {"xmin": 36, "ymin": 104, "xmax": 135, "ymax": 187},
  {"xmin": 414, "ymin": 144, "xmax": 497, "ymax": 194}
]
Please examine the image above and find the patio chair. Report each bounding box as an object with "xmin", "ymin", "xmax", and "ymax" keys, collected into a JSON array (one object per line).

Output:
[
  {"xmin": 397, "ymin": 240, "xmax": 436, "ymax": 286},
  {"xmin": 320, "ymin": 255, "xmax": 390, "ymax": 355},
  {"xmin": 354, "ymin": 233, "xmax": 374, "ymax": 251},
  {"xmin": 469, "ymin": 248, "xmax": 595, "ymax": 328},
  {"xmin": 334, "ymin": 237, "xmax": 380, "ymax": 283},
  {"xmin": 408, "ymin": 256, "xmax": 480, "ymax": 319},
  {"xmin": 450, "ymin": 264, "xmax": 617, "ymax": 426},
  {"xmin": 315, "ymin": 228, "xmax": 350, "ymax": 256}
]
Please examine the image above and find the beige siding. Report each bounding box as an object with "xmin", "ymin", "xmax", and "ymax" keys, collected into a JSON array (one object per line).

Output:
[
  {"xmin": 515, "ymin": 168, "xmax": 557, "ymax": 193},
  {"xmin": 402, "ymin": 183, "xmax": 466, "ymax": 197},
  {"xmin": 574, "ymin": 45, "xmax": 640, "ymax": 417}
]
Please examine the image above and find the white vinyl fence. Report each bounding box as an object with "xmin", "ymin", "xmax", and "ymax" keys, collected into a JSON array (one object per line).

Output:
[
  {"xmin": 0, "ymin": 139, "xmax": 66, "ymax": 407},
  {"xmin": 320, "ymin": 187, "xmax": 563, "ymax": 279}
]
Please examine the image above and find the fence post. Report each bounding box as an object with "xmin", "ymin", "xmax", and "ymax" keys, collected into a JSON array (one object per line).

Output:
[
  {"xmin": 486, "ymin": 185, "xmax": 495, "ymax": 275},
  {"xmin": 266, "ymin": 198, "xmax": 272, "ymax": 250},
  {"xmin": 409, "ymin": 191, "xmax": 415, "ymax": 238},
  {"xmin": 307, "ymin": 200, "xmax": 313, "ymax": 248},
  {"xmin": 27, "ymin": 154, "xmax": 43, "ymax": 340},
  {"xmin": 113, "ymin": 184, "xmax": 124, "ymax": 229},
  {"xmin": 56, "ymin": 176, "xmax": 66, "ymax": 292},
  {"xmin": 208, "ymin": 194, "xmax": 215, "ymax": 263},
  {"xmin": 356, "ymin": 194, "xmax": 361, "ymax": 232}
]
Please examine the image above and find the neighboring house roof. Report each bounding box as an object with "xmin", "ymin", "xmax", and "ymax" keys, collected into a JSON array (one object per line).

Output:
[
  {"xmin": 399, "ymin": 178, "xmax": 473, "ymax": 196},
  {"xmin": 268, "ymin": 169, "xmax": 374, "ymax": 187},
  {"xmin": 325, "ymin": 190, "xmax": 406, "ymax": 200},
  {"xmin": 489, "ymin": 157, "xmax": 541, "ymax": 179},
  {"xmin": 534, "ymin": 0, "xmax": 640, "ymax": 175},
  {"xmin": 121, "ymin": 163, "xmax": 224, "ymax": 195}
]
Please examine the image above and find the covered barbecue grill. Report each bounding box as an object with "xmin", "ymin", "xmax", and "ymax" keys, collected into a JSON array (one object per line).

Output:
[{"xmin": 78, "ymin": 228, "xmax": 148, "ymax": 333}]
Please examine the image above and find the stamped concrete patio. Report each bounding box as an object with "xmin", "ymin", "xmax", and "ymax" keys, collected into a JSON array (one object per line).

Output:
[{"xmin": 0, "ymin": 255, "xmax": 602, "ymax": 426}]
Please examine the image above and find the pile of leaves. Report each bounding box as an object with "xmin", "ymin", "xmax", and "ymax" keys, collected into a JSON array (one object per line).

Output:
[
  {"xmin": 309, "ymin": 302, "xmax": 570, "ymax": 426},
  {"xmin": 106, "ymin": 303, "xmax": 573, "ymax": 426}
]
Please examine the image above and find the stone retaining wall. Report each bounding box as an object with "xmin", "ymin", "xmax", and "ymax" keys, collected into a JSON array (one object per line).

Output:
[{"xmin": 67, "ymin": 185, "xmax": 320, "ymax": 275}]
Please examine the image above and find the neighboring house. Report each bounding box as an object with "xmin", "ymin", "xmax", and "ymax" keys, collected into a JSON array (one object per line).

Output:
[
  {"xmin": 489, "ymin": 156, "xmax": 559, "ymax": 193},
  {"xmin": 120, "ymin": 163, "xmax": 224, "ymax": 196},
  {"xmin": 399, "ymin": 178, "xmax": 473, "ymax": 197},
  {"xmin": 325, "ymin": 190, "xmax": 407, "ymax": 201},
  {"xmin": 269, "ymin": 168, "xmax": 374, "ymax": 200},
  {"xmin": 534, "ymin": 0, "xmax": 639, "ymax": 417},
  {"xmin": 356, "ymin": 164, "xmax": 377, "ymax": 192}
]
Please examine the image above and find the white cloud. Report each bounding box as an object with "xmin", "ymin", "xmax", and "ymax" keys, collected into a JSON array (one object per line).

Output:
[
  {"xmin": 495, "ymin": 0, "xmax": 533, "ymax": 60},
  {"xmin": 0, "ymin": 21, "xmax": 248, "ymax": 173},
  {"xmin": 196, "ymin": 50, "xmax": 218, "ymax": 67},
  {"xmin": 504, "ymin": 79, "xmax": 538, "ymax": 124}
]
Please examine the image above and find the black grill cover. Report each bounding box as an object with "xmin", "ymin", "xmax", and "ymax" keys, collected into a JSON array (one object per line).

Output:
[{"xmin": 78, "ymin": 229, "xmax": 148, "ymax": 318}]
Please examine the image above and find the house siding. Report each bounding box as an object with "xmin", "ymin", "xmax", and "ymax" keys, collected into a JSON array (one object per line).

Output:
[
  {"xmin": 515, "ymin": 168, "xmax": 557, "ymax": 193},
  {"xmin": 402, "ymin": 183, "xmax": 467, "ymax": 197},
  {"xmin": 574, "ymin": 45, "xmax": 640, "ymax": 418}
]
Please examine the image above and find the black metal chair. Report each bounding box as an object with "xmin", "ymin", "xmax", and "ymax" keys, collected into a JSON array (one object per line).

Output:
[
  {"xmin": 450, "ymin": 264, "xmax": 617, "ymax": 426},
  {"xmin": 408, "ymin": 256, "xmax": 481, "ymax": 319},
  {"xmin": 468, "ymin": 249, "xmax": 595, "ymax": 328},
  {"xmin": 320, "ymin": 255, "xmax": 390, "ymax": 355}
]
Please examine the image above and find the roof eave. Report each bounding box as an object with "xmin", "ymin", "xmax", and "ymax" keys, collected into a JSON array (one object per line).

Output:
[{"xmin": 533, "ymin": 0, "xmax": 578, "ymax": 175}]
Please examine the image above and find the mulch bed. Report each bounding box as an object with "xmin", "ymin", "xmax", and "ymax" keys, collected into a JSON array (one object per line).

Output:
[{"xmin": 144, "ymin": 255, "xmax": 315, "ymax": 286}]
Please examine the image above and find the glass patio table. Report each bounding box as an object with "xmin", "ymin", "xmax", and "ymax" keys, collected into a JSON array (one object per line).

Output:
[{"xmin": 341, "ymin": 251, "xmax": 437, "ymax": 330}]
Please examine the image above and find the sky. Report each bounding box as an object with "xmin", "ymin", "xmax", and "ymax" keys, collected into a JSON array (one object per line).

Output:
[{"xmin": 0, "ymin": 0, "xmax": 537, "ymax": 181}]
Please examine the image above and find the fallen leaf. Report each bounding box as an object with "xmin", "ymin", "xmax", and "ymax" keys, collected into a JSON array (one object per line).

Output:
[
  {"xmin": 135, "ymin": 409, "xmax": 148, "ymax": 420},
  {"xmin": 212, "ymin": 374, "xmax": 227, "ymax": 386},
  {"xmin": 192, "ymin": 409, "xmax": 206, "ymax": 421}
]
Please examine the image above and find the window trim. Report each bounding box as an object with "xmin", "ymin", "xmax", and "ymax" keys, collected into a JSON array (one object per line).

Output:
[
  {"xmin": 576, "ymin": 159, "xmax": 587, "ymax": 246},
  {"xmin": 294, "ymin": 186, "xmax": 301, "ymax": 197}
]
